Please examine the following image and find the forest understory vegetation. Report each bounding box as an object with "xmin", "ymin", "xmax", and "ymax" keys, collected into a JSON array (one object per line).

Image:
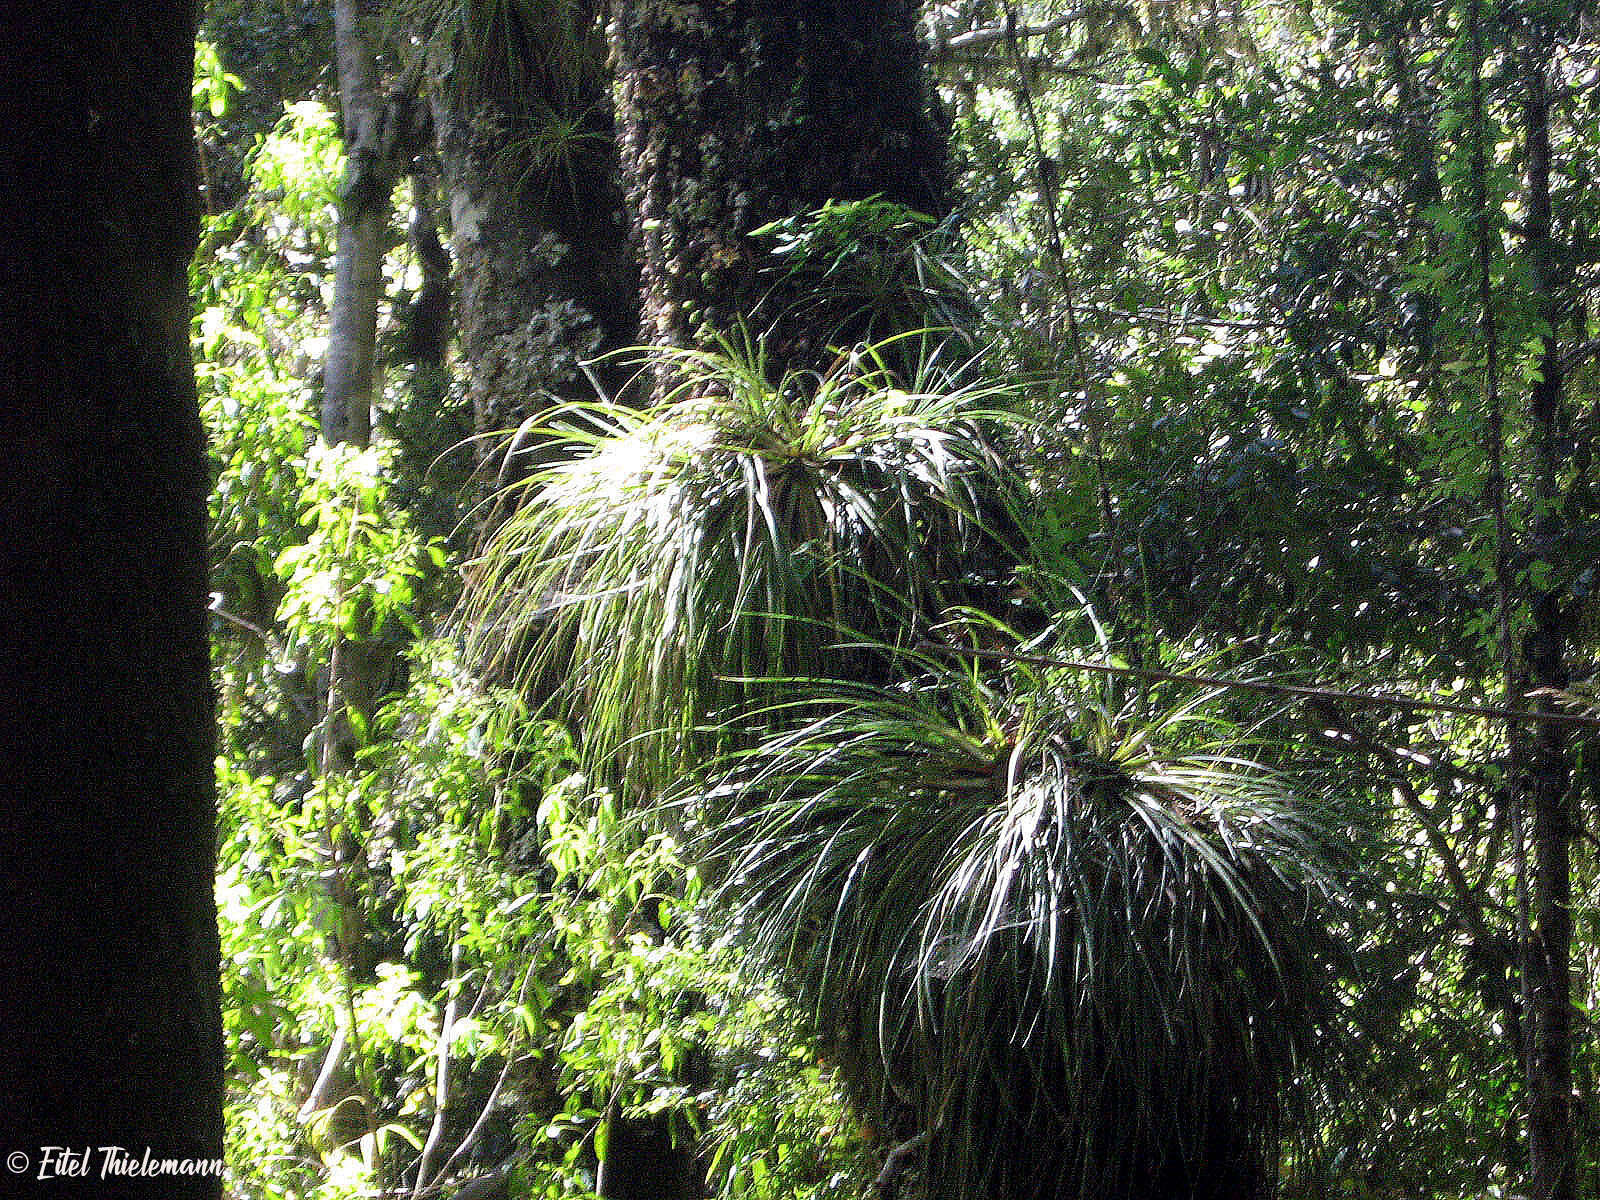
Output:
[{"xmin": 197, "ymin": 2, "xmax": 1600, "ymax": 1198}]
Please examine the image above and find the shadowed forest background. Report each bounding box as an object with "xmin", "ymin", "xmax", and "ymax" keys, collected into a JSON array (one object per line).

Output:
[{"xmin": 172, "ymin": 0, "xmax": 1600, "ymax": 1197}]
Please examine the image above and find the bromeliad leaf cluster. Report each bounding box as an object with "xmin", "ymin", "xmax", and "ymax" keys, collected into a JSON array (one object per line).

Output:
[{"xmin": 461, "ymin": 335, "xmax": 1021, "ymax": 796}]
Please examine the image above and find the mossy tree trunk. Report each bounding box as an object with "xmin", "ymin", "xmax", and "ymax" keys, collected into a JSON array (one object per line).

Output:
[
  {"xmin": 0, "ymin": 3, "xmax": 223, "ymax": 1194},
  {"xmin": 598, "ymin": 5, "xmax": 949, "ymax": 1194},
  {"xmin": 427, "ymin": 0, "xmax": 637, "ymax": 451},
  {"xmin": 608, "ymin": 0, "xmax": 947, "ymax": 379}
]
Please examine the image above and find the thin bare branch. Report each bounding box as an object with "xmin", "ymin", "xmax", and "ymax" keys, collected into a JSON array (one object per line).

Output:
[{"xmin": 917, "ymin": 641, "xmax": 1600, "ymax": 729}]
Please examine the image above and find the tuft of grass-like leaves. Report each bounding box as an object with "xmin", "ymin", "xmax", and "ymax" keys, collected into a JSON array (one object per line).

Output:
[
  {"xmin": 694, "ymin": 623, "xmax": 1353, "ymax": 1200},
  {"xmin": 457, "ymin": 335, "xmax": 1022, "ymax": 797}
]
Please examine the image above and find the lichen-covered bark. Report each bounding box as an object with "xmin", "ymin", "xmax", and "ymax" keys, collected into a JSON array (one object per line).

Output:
[
  {"xmin": 0, "ymin": 3, "xmax": 222, "ymax": 1192},
  {"xmin": 428, "ymin": 5, "xmax": 637, "ymax": 446},
  {"xmin": 609, "ymin": 0, "xmax": 947, "ymax": 374}
]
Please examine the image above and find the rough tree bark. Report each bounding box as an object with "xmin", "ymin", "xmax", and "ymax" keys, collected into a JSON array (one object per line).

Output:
[
  {"xmin": 0, "ymin": 2, "xmax": 223, "ymax": 1195},
  {"xmin": 608, "ymin": 0, "xmax": 948, "ymax": 380},
  {"xmin": 426, "ymin": 0, "xmax": 637, "ymax": 449}
]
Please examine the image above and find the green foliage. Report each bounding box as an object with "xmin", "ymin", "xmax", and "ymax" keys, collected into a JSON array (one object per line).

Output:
[
  {"xmin": 198, "ymin": 19, "xmax": 883, "ymax": 1200},
  {"xmin": 751, "ymin": 197, "xmax": 976, "ymax": 347},
  {"xmin": 246, "ymin": 100, "xmax": 344, "ymax": 228},
  {"xmin": 219, "ymin": 641, "xmax": 880, "ymax": 1200},
  {"xmin": 197, "ymin": 2, "xmax": 1600, "ymax": 1197},
  {"xmin": 946, "ymin": 6, "xmax": 1600, "ymax": 1194},
  {"xmin": 198, "ymin": 100, "xmax": 343, "ymax": 762},
  {"xmin": 197, "ymin": 0, "xmax": 336, "ymax": 206},
  {"xmin": 194, "ymin": 39, "xmax": 245, "ymax": 120},
  {"xmin": 526, "ymin": 786, "xmax": 877, "ymax": 1200},
  {"xmin": 219, "ymin": 642, "xmax": 566, "ymax": 1198},
  {"xmin": 273, "ymin": 442, "xmax": 443, "ymax": 659}
]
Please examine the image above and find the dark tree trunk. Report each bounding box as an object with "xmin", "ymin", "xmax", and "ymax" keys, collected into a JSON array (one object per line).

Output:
[
  {"xmin": 1518, "ymin": 39, "xmax": 1576, "ymax": 1200},
  {"xmin": 426, "ymin": 2, "xmax": 637, "ymax": 447},
  {"xmin": 609, "ymin": 0, "xmax": 948, "ymax": 377},
  {"xmin": 0, "ymin": 3, "xmax": 222, "ymax": 1195},
  {"xmin": 402, "ymin": 172, "xmax": 453, "ymax": 375},
  {"xmin": 595, "ymin": 1108, "xmax": 701, "ymax": 1200}
]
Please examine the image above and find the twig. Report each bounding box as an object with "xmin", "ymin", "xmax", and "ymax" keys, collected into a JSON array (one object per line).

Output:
[
  {"xmin": 411, "ymin": 958, "xmax": 542, "ymax": 1197},
  {"xmin": 1318, "ymin": 709, "xmax": 1525, "ymax": 1052},
  {"xmin": 937, "ymin": 11, "xmax": 1082, "ymax": 52},
  {"xmin": 915, "ymin": 641, "xmax": 1600, "ymax": 729},
  {"xmin": 1001, "ymin": 6, "xmax": 1120, "ymax": 616},
  {"xmin": 874, "ymin": 1130, "xmax": 932, "ymax": 1200},
  {"xmin": 208, "ymin": 598, "xmax": 321, "ymax": 721},
  {"xmin": 412, "ymin": 936, "xmax": 464, "ymax": 1198},
  {"xmin": 1086, "ymin": 304, "xmax": 1283, "ymax": 331},
  {"xmin": 299, "ymin": 1024, "xmax": 350, "ymax": 1121}
]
